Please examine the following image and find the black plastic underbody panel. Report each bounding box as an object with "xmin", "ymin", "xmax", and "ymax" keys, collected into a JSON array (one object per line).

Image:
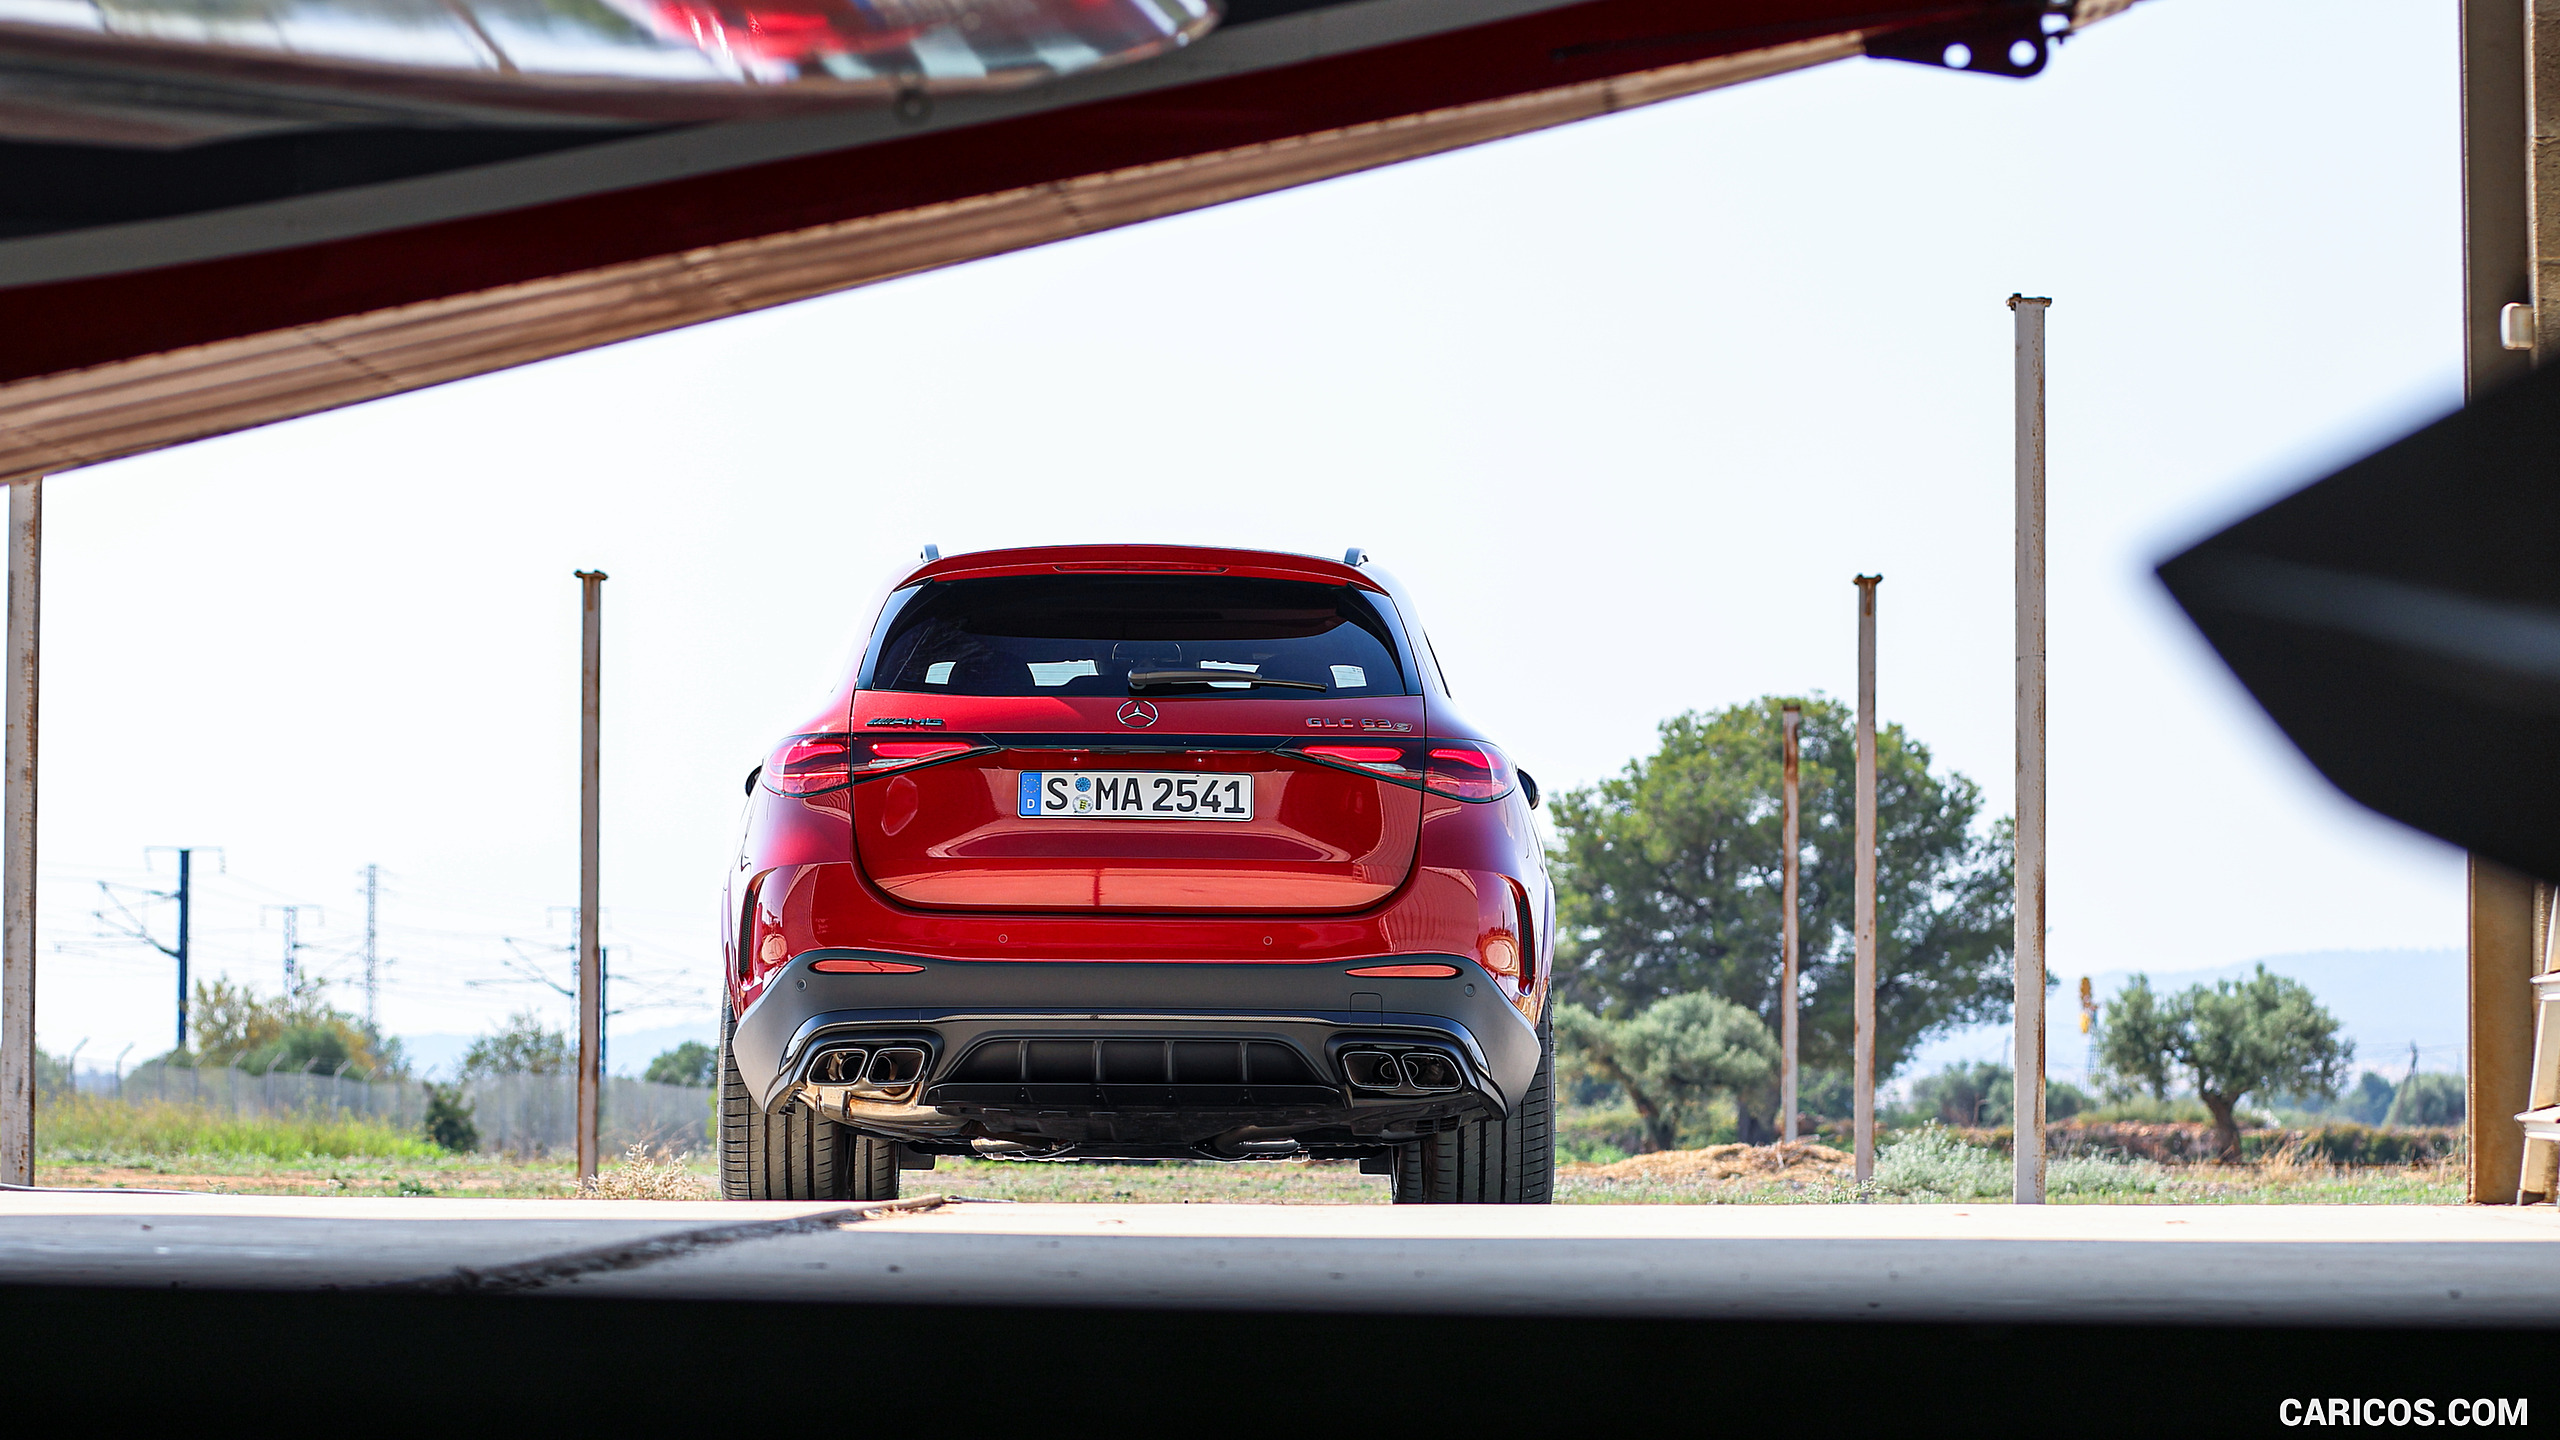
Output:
[{"xmin": 730, "ymin": 950, "xmax": 1541, "ymax": 1155}]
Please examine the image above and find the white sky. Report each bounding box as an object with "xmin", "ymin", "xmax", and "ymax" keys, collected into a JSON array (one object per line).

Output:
[{"xmin": 32, "ymin": 0, "xmax": 2468, "ymax": 1072}]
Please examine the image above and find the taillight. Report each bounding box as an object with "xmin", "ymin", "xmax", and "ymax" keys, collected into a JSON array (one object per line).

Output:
[
  {"xmin": 763, "ymin": 733, "xmax": 987, "ymax": 794},
  {"xmin": 870, "ymin": 741, "xmax": 971, "ymax": 762},
  {"xmin": 1301, "ymin": 744, "xmax": 1410, "ymax": 769},
  {"xmin": 765, "ymin": 734, "xmax": 854, "ymax": 795},
  {"xmin": 1424, "ymin": 742, "xmax": 1516, "ymax": 802},
  {"xmin": 1289, "ymin": 738, "xmax": 1515, "ymax": 800}
]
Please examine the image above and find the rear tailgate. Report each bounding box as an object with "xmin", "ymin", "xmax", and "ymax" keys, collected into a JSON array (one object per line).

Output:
[{"xmin": 851, "ymin": 693, "xmax": 1422, "ymax": 912}]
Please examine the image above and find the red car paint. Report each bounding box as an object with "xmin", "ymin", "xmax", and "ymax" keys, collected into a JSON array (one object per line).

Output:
[{"xmin": 723, "ymin": 544, "xmax": 1553, "ymax": 1027}]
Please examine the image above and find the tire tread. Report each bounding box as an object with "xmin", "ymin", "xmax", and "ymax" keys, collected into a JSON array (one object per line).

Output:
[
  {"xmin": 719, "ymin": 1007, "xmax": 898, "ymax": 1201},
  {"xmin": 1391, "ymin": 1011, "xmax": 1553, "ymax": 1204}
]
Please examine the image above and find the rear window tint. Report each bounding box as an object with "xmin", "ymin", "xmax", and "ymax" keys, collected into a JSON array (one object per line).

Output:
[{"xmin": 863, "ymin": 575, "xmax": 1412, "ymax": 698}]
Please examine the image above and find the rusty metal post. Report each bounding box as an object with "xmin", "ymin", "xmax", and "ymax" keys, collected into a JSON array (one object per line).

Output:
[
  {"xmin": 0, "ymin": 478, "xmax": 33, "ymax": 1186},
  {"xmin": 2463, "ymin": 0, "xmax": 2538, "ymax": 1203},
  {"xmin": 2010, "ymin": 293, "xmax": 2051, "ymax": 1205},
  {"xmin": 1852, "ymin": 576, "xmax": 1880, "ymax": 1185},
  {"xmin": 575, "ymin": 568, "xmax": 607, "ymax": 1182},
  {"xmin": 2473, "ymin": 857, "xmax": 2538, "ymax": 1201},
  {"xmin": 1779, "ymin": 702, "xmax": 1803, "ymax": 1145}
]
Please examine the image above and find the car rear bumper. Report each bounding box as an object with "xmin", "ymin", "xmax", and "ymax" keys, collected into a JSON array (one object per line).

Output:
[{"xmin": 730, "ymin": 950, "xmax": 1541, "ymax": 1159}]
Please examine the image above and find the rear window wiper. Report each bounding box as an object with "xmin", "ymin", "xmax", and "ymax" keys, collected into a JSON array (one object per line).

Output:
[{"xmin": 1126, "ymin": 669, "xmax": 1327, "ymax": 692}]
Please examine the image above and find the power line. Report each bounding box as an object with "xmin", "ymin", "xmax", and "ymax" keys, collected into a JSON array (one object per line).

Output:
[{"xmin": 362, "ymin": 863, "xmax": 381, "ymax": 1034}]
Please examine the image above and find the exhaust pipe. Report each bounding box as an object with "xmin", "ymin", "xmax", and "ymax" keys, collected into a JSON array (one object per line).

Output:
[
  {"xmin": 854, "ymin": 1045, "xmax": 927, "ymax": 1099},
  {"xmin": 809, "ymin": 1047, "xmax": 870, "ymax": 1085},
  {"xmin": 1342, "ymin": 1050, "xmax": 1406, "ymax": 1090},
  {"xmin": 972, "ymin": 1137, "xmax": 1064, "ymax": 1157},
  {"xmin": 1399, "ymin": 1052, "xmax": 1461, "ymax": 1092},
  {"xmin": 1342, "ymin": 1048, "xmax": 1462, "ymax": 1093},
  {"xmin": 1205, "ymin": 1125, "xmax": 1306, "ymax": 1159}
]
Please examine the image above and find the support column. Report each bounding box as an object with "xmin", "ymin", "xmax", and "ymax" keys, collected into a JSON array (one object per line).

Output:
[
  {"xmin": 2531, "ymin": 0, "xmax": 2560, "ymax": 365},
  {"xmin": 575, "ymin": 569, "xmax": 606, "ymax": 1183},
  {"xmin": 2521, "ymin": 907, "xmax": 2560, "ymax": 1202},
  {"xmin": 2471, "ymin": 859, "xmax": 2537, "ymax": 1202},
  {"xmin": 2468, "ymin": 0, "xmax": 2532, "ymax": 396},
  {"xmin": 0, "ymin": 478, "xmax": 37, "ymax": 1186},
  {"xmin": 2010, "ymin": 294, "xmax": 2050, "ymax": 1205},
  {"xmin": 2463, "ymin": 0, "xmax": 2538, "ymax": 1204},
  {"xmin": 1779, "ymin": 702, "xmax": 1802, "ymax": 1145},
  {"xmin": 1852, "ymin": 575, "xmax": 1880, "ymax": 1186}
]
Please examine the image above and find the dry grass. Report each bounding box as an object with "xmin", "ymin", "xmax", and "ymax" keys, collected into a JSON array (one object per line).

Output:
[
  {"xmin": 1570, "ymin": 1141, "xmax": 1851, "ymax": 1185},
  {"xmin": 1558, "ymin": 1140, "xmax": 1856, "ymax": 1204},
  {"xmin": 572, "ymin": 1144, "xmax": 717, "ymax": 1201},
  {"xmin": 1554, "ymin": 1128, "xmax": 2465, "ymax": 1205}
]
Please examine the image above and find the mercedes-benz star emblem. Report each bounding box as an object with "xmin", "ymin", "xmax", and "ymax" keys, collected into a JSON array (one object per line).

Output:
[{"xmin": 1116, "ymin": 700, "xmax": 1159, "ymax": 729}]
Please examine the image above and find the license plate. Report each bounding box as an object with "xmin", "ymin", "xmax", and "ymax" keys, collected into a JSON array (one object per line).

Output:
[{"xmin": 1016, "ymin": 771, "xmax": 1254, "ymax": 821}]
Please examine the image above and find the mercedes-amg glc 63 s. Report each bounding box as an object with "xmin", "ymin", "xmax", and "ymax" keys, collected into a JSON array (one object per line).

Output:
[{"xmin": 718, "ymin": 544, "xmax": 1554, "ymax": 1202}]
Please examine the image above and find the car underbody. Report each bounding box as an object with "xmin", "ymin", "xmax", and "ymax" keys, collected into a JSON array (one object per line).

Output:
[{"xmin": 731, "ymin": 950, "xmax": 1543, "ymax": 1163}]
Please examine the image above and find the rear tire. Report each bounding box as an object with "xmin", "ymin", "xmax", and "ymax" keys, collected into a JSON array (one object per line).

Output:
[
  {"xmin": 1393, "ymin": 1009, "xmax": 1553, "ymax": 1204},
  {"xmin": 719, "ymin": 1008, "xmax": 899, "ymax": 1201}
]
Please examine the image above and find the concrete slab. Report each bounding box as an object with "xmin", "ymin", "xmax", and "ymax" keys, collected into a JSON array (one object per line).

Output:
[
  {"xmin": 5, "ymin": 1190, "xmax": 2557, "ymax": 1326},
  {"xmin": 0, "ymin": 1189, "xmax": 867, "ymax": 1290}
]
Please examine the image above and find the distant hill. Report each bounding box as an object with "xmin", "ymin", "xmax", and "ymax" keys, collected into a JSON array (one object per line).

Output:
[{"xmin": 1901, "ymin": 948, "xmax": 2464, "ymax": 1089}]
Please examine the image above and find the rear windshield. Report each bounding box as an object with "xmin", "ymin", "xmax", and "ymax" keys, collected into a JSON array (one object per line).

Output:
[{"xmin": 862, "ymin": 575, "xmax": 1412, "ymax": 698}]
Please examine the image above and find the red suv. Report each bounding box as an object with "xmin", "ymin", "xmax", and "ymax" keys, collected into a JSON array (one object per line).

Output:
[{"xmin": 717, "ymin": 544, "xmax": 1554, "ymax": 1203}]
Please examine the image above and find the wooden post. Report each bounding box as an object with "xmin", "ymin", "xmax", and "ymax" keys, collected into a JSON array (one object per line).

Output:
[
  {"xmin": 2462, "ymin": 0, "xmax": 2538, "ymax": 1203},
  {"xmin": 2472, "ymin": 858, "xmax": 2538, "ymax": 1202}
]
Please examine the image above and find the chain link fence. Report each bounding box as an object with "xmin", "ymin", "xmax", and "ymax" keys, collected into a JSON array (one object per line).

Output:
[{"xmin": 65, "ymin": 1063, "xmax": 713, "ymax": 1156}]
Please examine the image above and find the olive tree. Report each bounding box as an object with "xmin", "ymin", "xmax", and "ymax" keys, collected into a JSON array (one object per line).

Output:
[
  {"xmin": 2099, "ymin": 965, "xmax": 2352, "ymax": 1158},
  {"xmin": 1554, "ymin": 992, "xmax": 1778, "ymax": 1153}
]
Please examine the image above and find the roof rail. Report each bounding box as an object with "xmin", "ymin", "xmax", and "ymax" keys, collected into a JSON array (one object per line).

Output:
[
  {"xmin": 1342, "ymin": 547, "xmax": 1368, "ymax": 567},
  {"xmin": 919, "ymin": 543, "xmax": 940, "ymax": 561}
]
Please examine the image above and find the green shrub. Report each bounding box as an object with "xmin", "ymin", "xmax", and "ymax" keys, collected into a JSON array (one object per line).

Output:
[
  {"xmin": 2047, "ymin": 1149, "xmax": 2165, "ymax": 1196},
  {"xmin": 179, "ymin": 977, "xmax": 401, "ymax": 1076},
  {"xmin": 422, "ymin": 1084, "xmax": 480, "ymax": 1153},
  {"xmin": 1873, "ymin": 1123, "xmax": 2165, "ymax": 1198},
  {"xmin": 643, "ymin": 1041, "xmax": 716, "ymax": 1087},
  {"xmin": 1556, "ymin": 1107, "xmax": 1646, "ymax": 1163},
  {"xmin": 1796, "ymin": 1068, "xmax": 1856, "ymax": 1122},
  {"xmin": 2046, "ymin": 1079, "xmax": 2092, "ymax": 1120},
  {"xmin": 2385, "ymin": 1072, "xmax": 2465, "ymax": 1127},
  {"xmin": 461, "ymin": 1010, "xmax": 572, "ymax": 1079},
  {"xmin": 1907, "ymin": 1061, "xmax": 2013, "ymax": 1127},
  {"xmin": 1871, "ymin": 1124, "xmax": 2008, "ymax": 1199},
  {"xmin": 2275, "ymin": 1123, "xmax": 2460, "ymax": 1166},
  {"xmin": 2074, "ymin": 1094, "xmax": 2211, "ymax": 1124},
  {"xmin": 2336, "ymin": 1071, "xmax": 2398, "ymax": 1125},
  {"xmin": 37, "ymin": 1094, "xmax": 438, "ymax": 1160}
]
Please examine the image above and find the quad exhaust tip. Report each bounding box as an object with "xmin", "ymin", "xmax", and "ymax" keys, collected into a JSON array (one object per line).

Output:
[
  {"xmin": 1342, "ymin": 1048, "xmax": 1461, "ymax": 1094},
  {"xmin": 808, "ymin": 1044, "xmax": 929, "ymax": 1100}
]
